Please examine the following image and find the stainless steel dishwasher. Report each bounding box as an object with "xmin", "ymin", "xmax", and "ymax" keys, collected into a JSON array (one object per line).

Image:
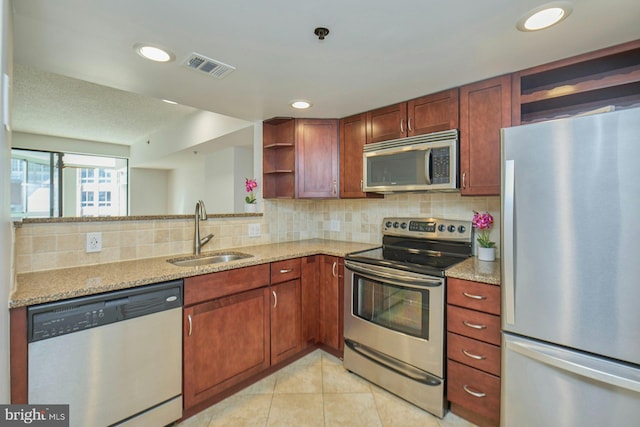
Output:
[{"xmin": 27, "ymin": 280, "xmax": 183, "ymax": 427}]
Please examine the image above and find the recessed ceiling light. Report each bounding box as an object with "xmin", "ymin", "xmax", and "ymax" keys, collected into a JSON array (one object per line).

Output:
[
  {"xmin": 291, "ymin": 100, "xmax": 312, "ymax": 109},
  {"xmin": 517, "ymin": 2, "xmax": 573, "ymax": 32},
  {"xmin": 162, "ymin": 99, "xmax": 178, "ymax": 105},
  {"xmin": 134, "ymin": 43, "xmax": 175, "ymax": 62}
]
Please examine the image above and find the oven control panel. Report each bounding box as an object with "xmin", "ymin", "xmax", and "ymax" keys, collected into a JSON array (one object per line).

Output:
[{"xmin": 383, "ymin": 217, "xmax": 472, "ymax": 241}]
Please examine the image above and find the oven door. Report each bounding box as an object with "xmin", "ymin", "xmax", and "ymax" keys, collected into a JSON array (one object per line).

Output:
[{"xmin": 343, "ymin": 260, "xmax": 445, "ymax": 377}]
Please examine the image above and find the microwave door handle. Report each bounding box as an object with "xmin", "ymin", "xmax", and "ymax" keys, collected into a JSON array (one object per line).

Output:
[{"xmin": 424, "ymin": 148, "xmax": 432, "ymax": 185}]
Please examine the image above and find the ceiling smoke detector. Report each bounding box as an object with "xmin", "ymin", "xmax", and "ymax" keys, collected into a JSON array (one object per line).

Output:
[
  {"xmin": 182, "ymin": 53, "xmax": 236, "ymax": 79},
  {"xmin": 314, "ymin": 27, "xmax": 330, "ymax": 40}
]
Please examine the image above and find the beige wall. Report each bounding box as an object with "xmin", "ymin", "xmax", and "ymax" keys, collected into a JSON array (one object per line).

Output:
[{"xmin": 14, "ymin": 193, "xmax": 500, "ymax": 274}]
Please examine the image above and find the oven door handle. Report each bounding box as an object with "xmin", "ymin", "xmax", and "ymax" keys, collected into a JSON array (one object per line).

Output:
[
  {"xmin": 345, "ymin": 339, "xmax": 442, "ymax": 386},
  {"xmin": 345, "ymin": 261, "xmax": 442, "ymax": 288}
]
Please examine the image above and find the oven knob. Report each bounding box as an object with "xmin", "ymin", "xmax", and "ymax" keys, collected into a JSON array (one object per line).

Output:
[
  {"xmin": 458, "ymin": 225, "xmax": 466, "ymax": 233},
  {"xmin": 438, "ymin": 224, "xmax": 446, "ymax": 232},
  {"xmin": 448, "ymin": 225, "xmax": 456, "ymax": 232},
  {"xmin": 393, "ymin": 222, "xmax": 400, "ymax": 228},
  {"xmin": 400, "ymin": 222, "xmax": 407, "ymax": 229},
  {"xmin": 385, "ymin": 221, "xmax": 393, "ymax": 228}
]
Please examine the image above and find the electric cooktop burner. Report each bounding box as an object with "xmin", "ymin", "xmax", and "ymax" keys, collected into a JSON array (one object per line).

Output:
[{"xmin": 346, "ymin": 217, "xmax": 473, "ymax": 277}]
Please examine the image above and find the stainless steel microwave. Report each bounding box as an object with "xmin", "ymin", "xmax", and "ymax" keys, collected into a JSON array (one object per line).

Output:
[{"xmin": 363, "ymin": 129, "xmax": 458, "ymax": 193}]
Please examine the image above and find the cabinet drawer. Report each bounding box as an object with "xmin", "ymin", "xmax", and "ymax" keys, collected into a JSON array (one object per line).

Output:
[
  {"xmin": 447, "ymin": 360, "xmax": 500, "ymax": 424},
  {"xmin": 185, "ymin": 264, "xmax": 270, "ymax": 305},
  {"xmin": 447, "ymin": 305, "xmax": 501, "ymax": 345},
  {"xmin": 448, "ymin": 278, "xmax": 500, "ymax": 315},
  {"xmin": 447, "ymin": 332, "xmax": 501, "ymax": 376},
  {"xmin": 271, "ymin": 258, "xmax": 301, "ymax": 284}
]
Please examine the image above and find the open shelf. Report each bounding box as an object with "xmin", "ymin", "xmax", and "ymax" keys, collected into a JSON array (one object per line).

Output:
[
  {"xmin": 263, "ymin": 118, "xmax": 296, "ymax": 199},
  {"xmin": 513, "ymin": 40, "xmax": 640, "ymax": 125}
]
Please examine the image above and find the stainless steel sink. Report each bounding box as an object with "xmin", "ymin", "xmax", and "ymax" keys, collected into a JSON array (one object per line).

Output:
[{"xmin": 167, "ymin": 252, "xmax": 253, "ymax": 267}]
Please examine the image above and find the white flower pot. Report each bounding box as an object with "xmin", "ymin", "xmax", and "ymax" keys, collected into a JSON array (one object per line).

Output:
[
  {"xmin": 477, "ymin": 247, "xmax": 496, "ymax": 262},
  {"xmin": 244, "ymin": 203, "xmax": 257, "ymax": 213}
]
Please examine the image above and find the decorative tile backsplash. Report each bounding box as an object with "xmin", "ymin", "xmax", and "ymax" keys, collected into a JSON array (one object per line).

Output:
[{"xmin": 14, "ymin": 193, "xmax": 500, "ymax": 273}]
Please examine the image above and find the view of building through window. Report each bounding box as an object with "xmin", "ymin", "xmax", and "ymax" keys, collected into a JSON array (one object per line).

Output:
[{"xmin": 11, "ymin": 149, "xmax": 128, "ymax": 219}]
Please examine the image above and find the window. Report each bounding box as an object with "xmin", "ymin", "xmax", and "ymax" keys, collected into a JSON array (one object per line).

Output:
[
  {"xmin": 98, "ymin": 191, "xmax": 111, "ymax": 207},
  {"xmin": 98, "ymin": 169, "xmax": 112, "ymax": 183},
  {"xmin": 10, "ymin": 150, "xmax": 61, "ymax": 218},
  {"xmin": 11, "ymin": 149, "xmax": 128, "ymax": 219},
  {"xmin": 81, "ymin": 191, "xmax": 95, "ymax": 207},
  {"xmin": 81, "ymin": 168, "xmax": 95, "ymax": 183}
]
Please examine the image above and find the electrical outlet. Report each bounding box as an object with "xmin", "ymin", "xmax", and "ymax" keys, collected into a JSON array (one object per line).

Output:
[
  {"xmin": 86, "ymin": 232, "xmax": 102, "ymax": 253},
  {"xmin": 248, "ymin": 223, "xmax": 261, "ymax": 238},
  {"xmin": 330, "ymin": 220, "xmax": 340, "ymax": 232}
]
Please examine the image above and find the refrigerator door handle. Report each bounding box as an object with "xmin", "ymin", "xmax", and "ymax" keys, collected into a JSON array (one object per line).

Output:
[
  {"xmin": 503, "ymin": 159, "xmax": 515, "ymax": 325},
  {"xmin": 507, "ymin": 338, "xmax": 640, "ymax": 394}
]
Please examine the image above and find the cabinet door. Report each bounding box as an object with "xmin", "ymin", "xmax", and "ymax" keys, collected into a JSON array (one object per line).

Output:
[
  {"xmin": 366, "ymin": 102, "xmax": 407, "ymax": 143},
  {"xmin": 339, "ymin": 113, "xmax": 367, "ymax": 198},
  {"xmin": 407, "ymin": 88, "xmax": 459, "ymax": 136},
  {"xmin": 183, "ymin": 287, "xmax": 270, "ymax": 409},
  {"xmin": 319, "ymin": 255, "xmax": 344, "ymax": 355},
  {"xmin": 301, "ymin": 255, "xmax": 319, "ymax": 347},
  {"xmin": 459, "ymin": 75, "xmax": 511, "ymax": 196},
  {"xmin": 270, "ymin": 279, "xmax": 301, "ymax": 365},
  {"xmin": 296, "ymin": 119, "xmax": 339, "ymax": 198}
]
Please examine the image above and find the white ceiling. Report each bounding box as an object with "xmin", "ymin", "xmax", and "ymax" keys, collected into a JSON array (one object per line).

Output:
[{"xmin": 11, "ymin": 0, "xmax": 640, "ymax": 146}]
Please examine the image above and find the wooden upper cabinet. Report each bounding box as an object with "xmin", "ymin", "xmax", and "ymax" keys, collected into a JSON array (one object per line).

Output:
[
  {"xmin": 339, "ymin": 113, "xmax": 366, "ymax": 197},
  {"xmin": 459, "ymin": 75, "xmax": 511, "ymax": 196},
  {"xmin": 339, "ymin": 113, "xmax": 381, "ymax": 199},
  {"xmin": 407, "ymin": 88, "xmax": 459, "ymax": 136},
  {"xmin": 296, "ymin": 119, "xmax": 339, "ymax": 198},
  {"xmin": 365, "ymin": 89, "xmax": 459, "ymax": 144},
  {"xmin": 366, "ymin": 102, "xmax": 407, "ymax": 143}
]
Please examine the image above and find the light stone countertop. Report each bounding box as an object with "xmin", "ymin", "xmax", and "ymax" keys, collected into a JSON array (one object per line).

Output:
[
  {"xmin": 446, "ymin": 256, "xmax": 501, "ymax": 285},
  {"xmin": 10, "ymin": 239, "xmax": 377, "ymax": 308}
]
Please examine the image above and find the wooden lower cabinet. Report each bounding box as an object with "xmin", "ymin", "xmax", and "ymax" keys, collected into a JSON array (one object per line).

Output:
[
  {"xmin": 448, "ymin": 359, "xmax": 501, "ymax": 424},
  {"xmin": 301, "ymin": 255, "xmax": 320, "ymax": 347},
  {"xmin": 183, "ymin": 287, "xmax": 271, "ymax": 409},
  {"xmin": 319, "ymin": 255, "xmax": 344, "ymax": 355},
  {"xmin": 270, "ymin": 279, "xmax": 301, "ymax": 364},
  {"xmin": 447, "ymin": 277, "xmax": 501, "ymax": 426}
]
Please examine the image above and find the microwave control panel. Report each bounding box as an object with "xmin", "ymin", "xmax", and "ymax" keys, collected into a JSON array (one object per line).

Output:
[{"xmin": 431, "ymin": 147, "xmax": 451, "ymax": 184}]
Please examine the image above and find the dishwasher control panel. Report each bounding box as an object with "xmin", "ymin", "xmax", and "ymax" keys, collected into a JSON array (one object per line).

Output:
[{"xmin": 28, "ymin": 280, "xmax": 183, "ymax": 342}]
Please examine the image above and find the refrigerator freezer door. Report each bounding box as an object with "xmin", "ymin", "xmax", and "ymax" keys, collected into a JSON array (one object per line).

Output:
[
  {"xmin": 502, "ymin": 333, "xmax": 640, "ymax": 427},
  {"xmin": 501, "ymin": 108, "xmax": 640, "ymax": 365}
]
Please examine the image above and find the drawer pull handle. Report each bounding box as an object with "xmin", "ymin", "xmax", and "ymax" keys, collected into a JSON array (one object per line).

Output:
[
  {"xmin": 462, "ymin": 349, "xmax": 486, "ymax": 360},
  {"xmin": 463, "ymin": 292, "xmax": 487, "ymax": 300},
  {"xmin": 463, "ymin": 320, "xmax": 487, "ymax": 330},
  {"xmin": 463, "ymin": 384, "xmax": 487, "ymax": 398},
  {"xmin": 279, "ymin": 268, "xmax": 294, "ymax": 274},
  {"xmin": 187, "ymin": 314, "xmax": 193, "ymax": 337}
]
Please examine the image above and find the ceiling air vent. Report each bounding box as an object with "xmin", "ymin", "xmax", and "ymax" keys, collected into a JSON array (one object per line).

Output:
[{"xmin": 182, "ymin": 53, "xmax": 235, "ymax": 79}]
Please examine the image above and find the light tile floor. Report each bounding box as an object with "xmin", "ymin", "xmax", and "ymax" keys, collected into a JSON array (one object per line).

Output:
[{"xmin": 177, "ymin": 350, "xmax": 478, "ymax": 427}]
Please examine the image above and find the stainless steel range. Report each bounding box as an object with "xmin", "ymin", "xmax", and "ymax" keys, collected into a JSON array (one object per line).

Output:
[{"xmin": 343, "ymin": 217, "xmax": 472, "ymax": 418}]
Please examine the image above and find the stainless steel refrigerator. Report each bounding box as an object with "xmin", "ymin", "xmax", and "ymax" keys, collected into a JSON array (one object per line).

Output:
[{"xmin": 500, "ymin": 107, "xmax": 640, "ymax": 426}]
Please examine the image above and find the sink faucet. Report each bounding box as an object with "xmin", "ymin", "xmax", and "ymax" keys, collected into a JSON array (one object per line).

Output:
[{"xmin": 194, "ymin": 200, "xmax": 214, "ymax": 255}]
